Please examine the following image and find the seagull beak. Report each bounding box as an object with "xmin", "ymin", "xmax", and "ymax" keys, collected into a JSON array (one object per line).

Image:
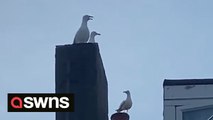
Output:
[
  {"xmin": 123, "ymin": 91, "xmax": 127, "ymax": 93},
  {"xmin": 96, "ymin": 33, "xmax": 101, "ymax": 35},
  {"xmin": 89, "ymin": 16, "xmax": 93, "ymax": 20}
]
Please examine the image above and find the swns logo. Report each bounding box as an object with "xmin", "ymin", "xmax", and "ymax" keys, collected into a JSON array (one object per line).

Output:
[{"xmin": 8, "ymin": 93, "xmax": 74, "ymax": 112}]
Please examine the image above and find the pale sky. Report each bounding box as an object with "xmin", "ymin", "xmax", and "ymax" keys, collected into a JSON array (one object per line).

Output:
[{"xmin": 1, "ymin": 0, "xmax": 213, "ymax": 120}]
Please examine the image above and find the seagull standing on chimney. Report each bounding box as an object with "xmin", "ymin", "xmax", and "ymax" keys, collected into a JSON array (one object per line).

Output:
[
  {"xmin": 88, "ymin": 31, "xmax": 101, "ymax": 43},
  {"xmin": 73, "ymin": 15, "xmax": 93, "ymax": 44},
  {"xmin": 116, "ymin": 90, "xmax": 132, "ymax": 113}
]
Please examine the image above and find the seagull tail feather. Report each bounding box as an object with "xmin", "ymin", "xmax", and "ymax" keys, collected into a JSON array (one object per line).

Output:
[{"xmin": 116, "ymin": 108, "xmax": 122, "ymax": 113}]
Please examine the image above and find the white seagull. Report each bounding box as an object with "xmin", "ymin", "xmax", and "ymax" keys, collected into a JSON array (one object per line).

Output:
[
  {"xmin": 88, "ymin": 31, "xmax": 101, "ymax": 43},
  {"xmin": 73, "ymin": 15, "xmax": 93, "ymax": 44},
  {"xmin": 116, "ymin": 90, "xmax": 132, "ymax": 113}
]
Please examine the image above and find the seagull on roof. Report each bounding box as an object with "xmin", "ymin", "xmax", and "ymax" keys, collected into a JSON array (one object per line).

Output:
[
  {"xmin": 73, "ymin": 15, "xmax": 93, "ymax": 44},
  {"xmin": 116, "ymin": 90, "xmax": 132, "ymax": 113},
  {"xmin": 88, "ymin": 31, "xmax": 101, "ymax": 43}
]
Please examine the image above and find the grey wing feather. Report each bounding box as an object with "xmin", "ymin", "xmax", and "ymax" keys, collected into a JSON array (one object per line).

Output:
[{"xmin": 116, "ymin": 100, "xmax": 126, "ymax": 112}]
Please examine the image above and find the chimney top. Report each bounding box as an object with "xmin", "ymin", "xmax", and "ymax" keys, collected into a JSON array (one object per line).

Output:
[{"xmin": 111, "ymin": 113, "xmax": 129, "ymax": 120}]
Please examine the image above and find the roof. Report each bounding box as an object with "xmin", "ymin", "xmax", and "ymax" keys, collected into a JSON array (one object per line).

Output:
[{"xmin": 163, "ymin": 79, "xmax": 213, "ymax": 86}]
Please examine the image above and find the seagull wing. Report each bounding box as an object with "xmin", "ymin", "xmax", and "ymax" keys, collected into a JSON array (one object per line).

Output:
[{"xmin": 116, "ymin": 100, "xmax": 126, "ymax": 112}]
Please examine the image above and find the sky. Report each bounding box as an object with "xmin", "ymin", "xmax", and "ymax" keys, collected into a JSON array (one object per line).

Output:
[{"xmin": 1, "ymin": 0, "xmax": 213, "ymax": 120}]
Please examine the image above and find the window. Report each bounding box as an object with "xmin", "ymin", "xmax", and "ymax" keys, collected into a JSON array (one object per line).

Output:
[{"xmin": 176, "ymin": 103, "xmax": 213, "ymax": 120}]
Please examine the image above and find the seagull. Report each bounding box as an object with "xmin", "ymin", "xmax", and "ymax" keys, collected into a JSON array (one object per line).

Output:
[
  {"xmin": 73, "ymin": 15, "xmax": 93, "ymax": 44},
  {"xmin": 88, "ymin": 31, "xmax": 101, "ymax": 43},
  {"xmin": 116, "ymin": 90, "xmax": 132, "ymax": 113}
]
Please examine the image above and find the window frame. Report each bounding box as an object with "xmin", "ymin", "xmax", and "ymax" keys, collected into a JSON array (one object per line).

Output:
[{"xmin": 176, "ymin": 102, "xmax": 213, "ymax": 120}]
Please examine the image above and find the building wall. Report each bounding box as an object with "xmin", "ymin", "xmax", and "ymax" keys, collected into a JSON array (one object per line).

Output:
[
  {"xmin": 164, "ymin": 79, "xmax": 213, "ymax": 120},
  {"xmin": 55, "ymin": 43, "xmax": 108, "ymax": 120}
]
